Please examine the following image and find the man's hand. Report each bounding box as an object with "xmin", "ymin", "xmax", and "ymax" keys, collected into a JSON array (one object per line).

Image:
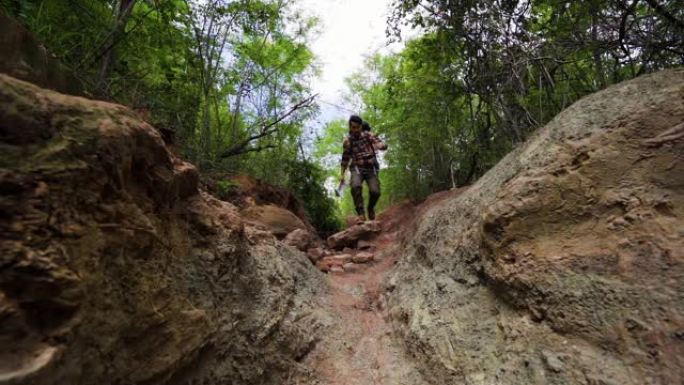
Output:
[
  {"xmin": 335, "ymin": 177, "xmax": 346, "ymax": 197},
  {"xmin": 372, "ymin": 134, "xmax": 387, "ymax": 151},
  {"xmin": 340, "ymin": 165, "xmax": 347, "ymax": 185}
]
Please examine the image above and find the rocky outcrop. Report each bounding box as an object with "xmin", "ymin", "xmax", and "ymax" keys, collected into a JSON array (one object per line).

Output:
[
  {"xmin": 217, "ymin": 174, "xmax": 316, "ymax": 232},
  {"xmin": 327, "ymin": 220, "xmax": 381, "ymax": 249},
  {"xmin": 241, "ymin": 204, "xmax": 310, "ymax": 239},
  {"xmin": 0, "ymin": 75, "xmax": 325, "ymax": 385},
  {"xmin": 387, "ymin": 69, "xmax": 684, "ymax": 385},
  {"xmin": 283, "ymin": 228, "xmax": 318, "ymax": 251}
]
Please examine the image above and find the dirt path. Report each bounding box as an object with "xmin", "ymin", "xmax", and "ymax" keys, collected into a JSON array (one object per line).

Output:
[{"xmin": 303, "ymin": 231, "xmax": 430, "ymax": 385}]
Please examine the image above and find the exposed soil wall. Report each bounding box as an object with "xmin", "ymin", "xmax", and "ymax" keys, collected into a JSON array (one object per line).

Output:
[{"xmin": 0, "ymin": 74, "xmax": 325, "ymax": 385}]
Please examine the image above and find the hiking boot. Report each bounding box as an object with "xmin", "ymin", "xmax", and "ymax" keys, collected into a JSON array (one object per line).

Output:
[
  {"xmin": 367, "ymin": 207, "xmax": 375, "ymax": 220},
  {"xmin": 354, "ymin": 207, "xmax": 366, "ymax": 223}
]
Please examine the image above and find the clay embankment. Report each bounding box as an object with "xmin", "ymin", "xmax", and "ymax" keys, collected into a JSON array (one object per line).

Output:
[{"xmin": 0, "ymin": 74, "xmax": 326, "ymax": 385}]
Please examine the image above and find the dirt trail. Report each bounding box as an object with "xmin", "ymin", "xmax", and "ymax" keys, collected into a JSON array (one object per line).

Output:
[{"xmin": 303, "ymin": 229, "xmax": 430, "ymax": 385}]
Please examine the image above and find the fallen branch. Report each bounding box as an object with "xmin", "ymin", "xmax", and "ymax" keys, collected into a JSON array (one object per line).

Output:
[
  {"xmin": 221, "ymin": 144, "xmax": 277, "ymax": 157},
  {"xmin": 220, "ymin": 94, "xmax": 317, "ymax": 158}
]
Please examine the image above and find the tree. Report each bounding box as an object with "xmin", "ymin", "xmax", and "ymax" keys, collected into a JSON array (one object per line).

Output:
[
  {"xmin": 3, "ymin": 0, "xmax": 340, "ymax": 231},
  {"xmin": 325, "ymin": 0, "xmax": 683, "ymax": 203}
]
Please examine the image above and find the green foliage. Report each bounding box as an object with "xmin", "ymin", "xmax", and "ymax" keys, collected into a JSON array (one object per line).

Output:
[
  {"xmin": 314, "ymin": 119, "xmax": 346, "ymax": 171},
  {"xmin": 314, "ymin": 119, "xmax": 354, "ymax": 217},
  {"xmin": 2, "ymin": 0, "xmax": 201, "ymax": 142},
  {"xmin": 283, "ymin": 159, "xmax": 341, "ymax": 234},
  {"xmin": 6, "ymin": 0, "xmax": 680, "ymax": 229},
  {"xmin": 2, "ymin": 0, "xmax": 339, "ymax": 232},
  {"xmin": 339, "ymin": 0, "xmax": 684, "ymax": 202},
  {"xmin": 215, "ymin": 179, "xmax": 238, "ymax": 200},
  {"xmin": 1, "ymin": 0, "xmax": 318, "ymax": 167}
]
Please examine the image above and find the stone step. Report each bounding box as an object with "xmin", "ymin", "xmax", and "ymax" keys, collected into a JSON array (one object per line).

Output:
[
  {"xmin": 342, "ymin": 262, "xmax": 362, "ymax": 273},
  {"xmin": 315, "ymin": 251, "xmax": 376, "ymax": 273},
  {"xmin": 352, "ymin": 252, "xmax": 374, "ymax": 264}
]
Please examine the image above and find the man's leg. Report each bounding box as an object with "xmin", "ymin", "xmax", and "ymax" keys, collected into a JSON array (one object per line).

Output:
[
  {"xmin": 366, "ymin": 171, "xmax": 381, "ymax": 220},
  {"xmin": 350, "ymin": 168, "xmax": 365, "ymax": 218}
]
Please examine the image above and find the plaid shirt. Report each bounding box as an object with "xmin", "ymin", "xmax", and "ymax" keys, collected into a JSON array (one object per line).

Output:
[{"xmin": 341, "ymin": 132, "xmax": 386, "ymax": 169}]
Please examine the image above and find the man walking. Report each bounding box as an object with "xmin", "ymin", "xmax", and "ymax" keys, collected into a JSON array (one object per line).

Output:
[{"xmin": 340, "ymin": 115, "xmax": 387, "ymax": 220}]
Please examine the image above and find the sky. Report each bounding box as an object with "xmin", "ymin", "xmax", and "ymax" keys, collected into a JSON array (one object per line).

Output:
[{"xmin": 296, "ymin": 0, "xmax": 406, "ymax": 129}]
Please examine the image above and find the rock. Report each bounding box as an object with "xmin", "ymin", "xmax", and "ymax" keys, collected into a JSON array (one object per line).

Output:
[
  {"xmin": 329, "ymin": 266, "xmax": 345, "ymax": 275},
  {"xmin": 345, "ymin": 215, "xmax": 364, "ymax": 228},
  {"xmin": 343, "ymin": 263, "xmax": 362, "ymax": 273},
  {"xmin": 284, "ymin": 228, "xmax": 317, "ymax": 251},
  {"xmin": 315, "ymin": 256, "xmax": 348, "ymax": 272},
  {"xmin": 315, "ymin": 260, "xmax": 332, "ymax": 272},
  {"xmin": 328, "ymin": 254, "xmax": 353, "ymax": 264},
  {"xmin": 465, "ymin": 372, "xmax": 486, "ymax": 385},
  {"xmin": 529, "ymin": 306, "xmax": 546, "ymax": 322},
  {"xmin": 225, "ymin": 175, "xmax": 316, "ymax": 232},
  {"xmin": 327, "ymin": 220, "xmax": 381, "ymax": 249},
  {"xmin": 241, "ymin": 204, "xmax": 308, "ymax": 238},
  {"xmin": 385, "ymin": 69, "xmax": 684, "ymax": 385},
  {"xmin": 243, "ymin": 224, "xmax": 276, "ymax": 245},
  {"xmin": 306, "ymin": 247, "xmax": 326, "ymax": 263},
  {"xmin": 173, "ymin": 160, "xmax": 200, "ymax": 199},
  {"xmin": 373, "ymin": 249, "xmax": 391, "ymax": 261},
  {"xmin": 352, "ymin": 252, "xmax": 374, "ymax": 264},
  {"xmin": 541, "ymin": 350, "xmax": 564, "ymax": 373},
  {"xmin": 0, "ymin": 74, "xmax": 325, "ymax": 385},
  {"xmin": 357, "ymin": 239, "xmax": 374, "ymax": 250}
]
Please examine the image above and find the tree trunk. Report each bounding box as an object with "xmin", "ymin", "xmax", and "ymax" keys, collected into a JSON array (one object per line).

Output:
[
  {"xmin": 231, "ymin": 82, "xmax": 244, "ymax": 143},
  {"xmin": 590, "ymin": 7, "xmax": 606, "ymax": 89},
  {"xmin": 97, "ymin": 0, "xmax": 137, "ymax": 90}
]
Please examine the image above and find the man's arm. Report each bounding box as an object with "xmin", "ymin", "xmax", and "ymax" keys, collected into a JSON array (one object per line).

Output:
[
  {"xmin": 371, "ymin": 133, "xmax": 387, "ymax": 150},
  {"xmin": 340, "ymin": 139, "xmax": 351, "ymax": 182}
]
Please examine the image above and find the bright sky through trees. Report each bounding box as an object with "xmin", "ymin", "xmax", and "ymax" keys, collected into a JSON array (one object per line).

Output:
[{"xmin": 297, "ymin": 0, "xmax": 404, "ymax": 127}]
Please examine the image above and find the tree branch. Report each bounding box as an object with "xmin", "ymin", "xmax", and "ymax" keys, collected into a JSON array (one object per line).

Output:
[
  {"xmin": 220, "ymin": 94, "xmax": 317, "ymax": 158},
  {"xmin": 642, "ymin": 0, "xmax": 684, "ymax": 30},
  {"xmin": 77, "ymin": 0, "xmax": 138, "ymax": 71},
  {"xmin": 221, "ymin": 144, "xmax": 277, "ymax": 157}
]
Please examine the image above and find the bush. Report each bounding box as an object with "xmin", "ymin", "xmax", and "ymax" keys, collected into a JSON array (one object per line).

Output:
[
  {"xmin": 284, "ymin": 159, "xmax": 341, "ymax": 236},
  {"xmin": 215, "ymin": 179, "xmax": 238, "ymax": 200}
]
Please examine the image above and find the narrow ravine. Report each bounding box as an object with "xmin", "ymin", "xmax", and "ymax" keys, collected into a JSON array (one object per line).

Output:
[
  {"xmin": 2, "ymin": 61, "xmax": 682, "ymax": 385},
  {"xmin": 303, "ymin": 229, "xmax": 429, "ymax": 385}
]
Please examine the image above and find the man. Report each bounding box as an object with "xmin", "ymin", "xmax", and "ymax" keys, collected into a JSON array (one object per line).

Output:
[{"xmin": 340, "ymin": 115, "xmax": 387, "ymax": 221}]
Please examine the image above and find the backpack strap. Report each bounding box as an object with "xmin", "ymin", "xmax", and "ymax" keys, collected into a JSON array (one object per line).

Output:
[
  {"xmin": 363, "ymin": 132, "xmax": 377, "ymax": 158},
  {"xmin": 363, "ymin": 132, "xmax": 379, "ymax": 174}
]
